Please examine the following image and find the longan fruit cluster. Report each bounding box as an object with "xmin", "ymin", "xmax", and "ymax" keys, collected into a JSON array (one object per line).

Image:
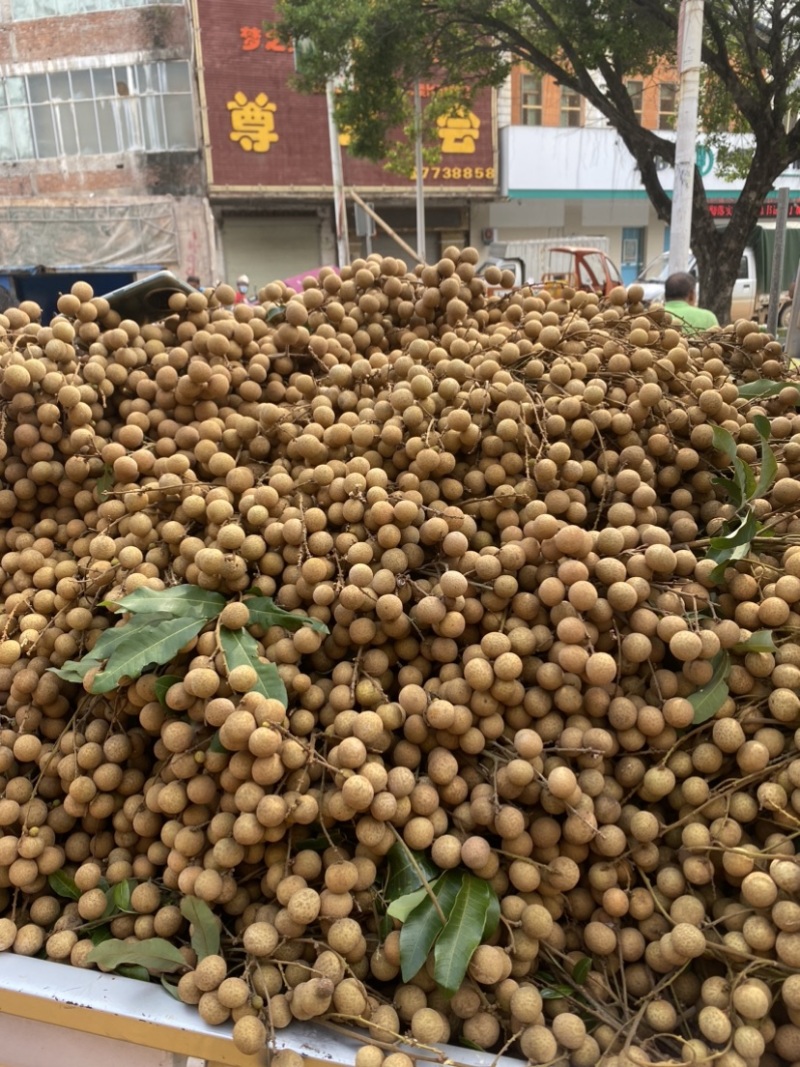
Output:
[{"xmin": 0, "ymin": 259, "xmax": 799, "ymax": 1064}]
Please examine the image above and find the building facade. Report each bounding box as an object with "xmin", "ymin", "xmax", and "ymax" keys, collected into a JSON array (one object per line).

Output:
[
  {"xmin": 0, "ymin": 0, "xmax": 216, "ymax": 295},
  {"xmin": 190, "ymin": 0, "xmax": 498, "ymax": 289},
  {"xmin": 473, "ymin": 66, "xmax": 800, "ymax": 284}
]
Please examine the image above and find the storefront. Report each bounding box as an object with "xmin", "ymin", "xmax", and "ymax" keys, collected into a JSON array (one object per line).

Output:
[{"xmin": 191, "ymin": 0, "xmax": 498, "ymax": 286}]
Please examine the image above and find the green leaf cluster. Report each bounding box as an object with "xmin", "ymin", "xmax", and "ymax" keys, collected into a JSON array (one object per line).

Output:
[
  {"xmin": 48, "ymin": 585, "xmax": 327, "ymax": 700},
  {"xmin": 384, "ymin": 844, "xmax": 500, "ymax": 997},
  {"xmin": 706, "ymin": 417, "xmax": 777, "ymax": 584}
]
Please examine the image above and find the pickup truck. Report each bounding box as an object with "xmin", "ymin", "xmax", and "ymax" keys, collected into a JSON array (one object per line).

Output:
[{"xmin": 635, "ymin": 221, "xmax": 800, "ymax": 323}]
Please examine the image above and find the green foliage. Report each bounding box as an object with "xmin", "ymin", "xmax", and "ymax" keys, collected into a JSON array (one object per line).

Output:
[
  {"xmin": 48, "ymin": 871, "xmax": 80, "ymax": 901},
  {"xmin": 103, "ymin": 586, "xmax": 226, "ymax": 619},
  {"xmin": 433, "ymin": 876, "xmax": 499, "ymax": 995},
  {"xmin": 49, "ymin": 584, "xmax": 327, "ymax": 700},
  {"xmin": 180, "ymin": 896, "xmax": 221, "ymax": 961},
  {"xmin": 85, "ymin": 937, "xmax": 187, "ymax": 975},
  {"xmin": 706, "ymin": 418, "xmax": 777, "ymax": 584},
  {"xmin": 733, "ymin": 630, "xmax": 778, "ymax": 654},
  {"xmin": 385, "ymin": 842, "xmax": 441, "ymax": 899},
  {"xmin": 245, "ymin": 593, "xmax": 328, "ymax": 634},
  {"xmin": 219, "ymin": 626, "xmax": 287, "ymax": 706},
  {"xmin": 737, "ymin": 380, "xmax": 800, "ymax": 400},
  {"xmin": 689, "ymin": 651, "xmax": 731, "ymax": 725},
  {"xmin": 154, "ymin": 674, "xmax": 182, "ymax": 708},
  {"xmin": 386, "ymin": 845, "xmax": 500, "ymax": 996}
]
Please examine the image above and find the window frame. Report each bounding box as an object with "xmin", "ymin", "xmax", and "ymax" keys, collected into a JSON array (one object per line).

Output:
[
  {"xmin": 559, "ymin": 86, "xmax": 582, "ymax": 128},
  {"xmin": 0, "ymin": 60, "xmax": 196, "ymax": 160},
  {"xmin": 626, "ymin": 79, "xmax": 644, "ymax": 123},
  {"xmin": 658, "ymin": 82, "xmax": 677, "ymax": 130},
  {"xmin": 520, "ymin": 73, "xmax": 543, "ymax": 127}
]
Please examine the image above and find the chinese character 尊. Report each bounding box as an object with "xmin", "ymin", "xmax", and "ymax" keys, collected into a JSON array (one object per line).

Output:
[
  {"xmin": 240, "ymin": 26, "xmax": 261, "ymax": 51},
  {"xmin": 437, "ymin": 109, "xmax": 480, "ymax": 154},
  {"xmin": 228, "ymin": 91, "xmax": 279, "ymax": 153}
]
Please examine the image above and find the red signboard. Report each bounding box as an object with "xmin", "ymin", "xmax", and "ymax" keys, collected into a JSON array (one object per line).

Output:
[
  {"xmin": 195, "ymin": 0, "xmax": 497, "ymax": 194},
  {"xmin": 707, "ymin": 199, "xmax": 800, "ymax": 220}
]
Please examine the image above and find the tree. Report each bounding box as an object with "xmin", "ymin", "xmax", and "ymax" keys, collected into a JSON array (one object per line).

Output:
[{"xmin": 275, "ymin": 0, "xmax": 800, "ymax": 322}]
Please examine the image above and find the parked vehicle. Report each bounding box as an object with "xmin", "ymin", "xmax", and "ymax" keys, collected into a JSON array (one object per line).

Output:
[
  {"xmin": 635, "ymin": 221, "xmax": 800, "ymax": 323},
  {"xmin": 0, "ymin": 263, "xmax": 173, "ymax": 321},
  {"xmin": 478, "ymin": 237, "xmax": 622, "ymax": 294}
]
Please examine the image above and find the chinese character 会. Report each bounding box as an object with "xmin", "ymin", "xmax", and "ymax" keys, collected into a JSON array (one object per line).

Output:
[
  {"xmin": 437, "ymin": 110, "xmax": 480, "ymax": 154},
  {"xmin": 228, "ymin": 91, "xmax": 279, "ymax": 153}
]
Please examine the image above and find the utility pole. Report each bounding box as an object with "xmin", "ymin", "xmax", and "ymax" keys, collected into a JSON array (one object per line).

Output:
[
  {"xmin": 668, "ymin": 0, "xmax": 705, "ymax": 275},
  {"xmin": 414, "ymin": 81, "xmax": 426, "ymax": 262},
  {"xmin": 326, "ymin": 80, "xmax": 350, "ymax": 268}
]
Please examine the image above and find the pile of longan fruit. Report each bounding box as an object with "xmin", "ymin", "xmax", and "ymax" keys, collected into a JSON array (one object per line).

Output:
[{"xmin": 1, "ymin": 253, "xmax": 800, "ymax": 1066}]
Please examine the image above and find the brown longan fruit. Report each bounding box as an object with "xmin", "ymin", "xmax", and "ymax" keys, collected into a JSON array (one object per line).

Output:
[
  {"xmin": 232, "ymin": 1015, "xmax": 267, "ymax": 1055},
  {"xmin": 194, "ymin": 953, "xmax": 227, "ymax": 991},
  {"xmin": 410, "ymin": 1007, "xmax": 450, "ymax": 1044}
]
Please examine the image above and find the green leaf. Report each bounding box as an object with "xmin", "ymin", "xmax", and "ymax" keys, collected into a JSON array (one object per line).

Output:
[
  {"xmin": 112, "ymin": 878, "xmax": 136, "ymax": 913},
  {"xmin": 48, "ymin": 870, "xmax": 80, "ymax": 901},
  {"xmin": 378, "ymin": 913, "xmax": 393, "ymax": 941},
  {"xmin": 733, "ymin": 456, "xmax": 756, "ymax": 503},
  {"xmin": 266, "ymin": 305, "xmax": 284, "ymax": 322},
  {"xmin": 398, "ymin": 869, "xmax": 462, "ymax": 983},
  {"xmin": 180, "ymin": 896, "xmax": 220, "ymax": 961},
  {"xmin": 711, "ymin": 424, "xmax": 737, "ymax": 463},
  {"xmin": 116, "ymin": 964, "xmax": 151, "ymax": 983},
  {"xmin": 104, "ymin": 585, "xmax": 226, "ymax": 619},
  {"xmin": 161, "ymin": 976, "xmax": 182, "ymax": 1000},
  {"xmin": 736, "ymin": 379, "xmax": 795, "ymax": 399},
  {"xmin": 733, "ymin": 629, "xmax": 778, "ymax": 653},
  {"xmin": 541, "ymin": 985, "xmax": 574, "ymax": 999},
  {"xmin": 89, "ymin": 613, "xmax": 208, "ymax": 694},
  {"xmin": 245, "ymin": 594, "xmax": 329, "ymax": 635},
  {"xmin": 387, "ymin": 886, "xmax": 431, "ymax": 922},
  {"xmin": 434, "ymin": 876, "xmax": 498, "ymax": 996},
  {"xmin": 483, "ymin": 888, "xmax": 501, "ymax": 940},
  {"xmin": 90, "ymin": 925, "xmax": 113, "ymax": 946},
  {"xmin": 689, "ymin": 651, "xmax": 731, "ymax": 725},
  {"xmin": 96, "ymin": 464, "xmax": 115, "ymax": 503},
  {"xmin": 753, "ymin": 414, "xmax": 778, "ymax": 501},
  {"xmin": 572, "ymin": 957, "xmax": 592, "ymax": 985},
  {"xmin": 219, "ymin": 626, "xmax": 287, "ymax": 705},
  {"xmin": 85, "ymin": 937, "xmax": 188, "ymax": 974},
  {"xmin": 386, "ymin": 843, "xmax": 442, "ymax": 901},
  {"xmin": 102, "ymin": 887, "xmax": 120, "ymax": 920},
  {"xmin": 208, "ymin": 731, "xmax": 231, "ymax": 754},
  {"xmin": 711, "ymin": 474, "xmax": 744, "ymax": 510},
  {"xmin": 460, "ymin": 1039, "xmax": 485, "ymax": 1052},
  {"xmin": 154, "ymin": 674, "xmax": 183, "ymax": 709},
  {"xmin": 709, "ymin": 510, "xmax": 760, "ymax": 553}
]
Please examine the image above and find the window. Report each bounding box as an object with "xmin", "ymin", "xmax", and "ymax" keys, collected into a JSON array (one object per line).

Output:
[
  {"xmin": 658, "ymin": 83, "xmax": 677, "ymax": 129},
  {"xmin": 560, "ymin": 87, "xmax": 582, "ymax": 127},
  {"xmin": 0, "ymin": 62, "xmax": 196, "ymax": 160},
  {"xmin": 12, "ymin": 0, "xmax": 180, "ymax": 18},
  {"xmin": 520, "ymin": 74, "xmax": 542, "ymax": 126},
  {"xmin": 626, "ymin": 80, "xmax": 643, "ymax": 123}
]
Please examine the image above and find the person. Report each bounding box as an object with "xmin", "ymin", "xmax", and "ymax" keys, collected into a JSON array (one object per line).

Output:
[
  {"xmin": 234, "ymin": 273, "xmax": 251, "ymax": 304},
  {"xmin": 663, "ymin": 271, "xmax": 719, "ymax": 330}
]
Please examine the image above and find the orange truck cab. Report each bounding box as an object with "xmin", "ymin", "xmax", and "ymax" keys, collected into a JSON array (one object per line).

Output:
[{"xmin": 538, "ymin": 246, "xmax": 622, "ymax": 297}]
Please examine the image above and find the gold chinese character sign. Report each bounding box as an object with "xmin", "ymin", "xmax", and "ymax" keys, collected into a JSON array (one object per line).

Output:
[
  {"xmin": 437, "ymin": 109, "xmax": 480, "ymax": 154},
  {"xmin": 227, "ymin": 91, "xmax": 279, "ymax": 153}
]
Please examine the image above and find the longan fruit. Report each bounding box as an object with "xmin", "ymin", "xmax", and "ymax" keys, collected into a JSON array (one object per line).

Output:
[
  {"xmin": 194, "ymin": 953, "xmax": 227, "ymax": 991},
  {"xmin": 232, "ymin": 1015, "xmax": 267, "ymax": 1054}
]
